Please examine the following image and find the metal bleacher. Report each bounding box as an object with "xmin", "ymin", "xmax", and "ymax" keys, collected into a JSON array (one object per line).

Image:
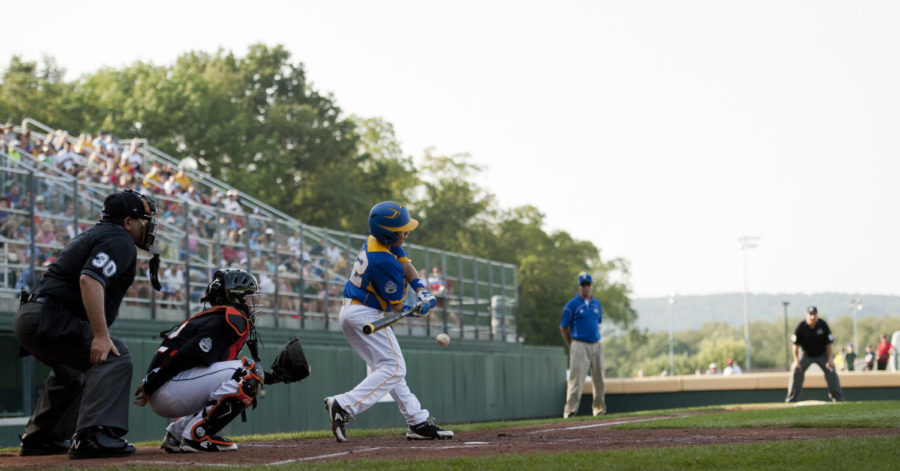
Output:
[{"xmin": 0, "ymin": 119, "xmax": 520, "ymax": 342}]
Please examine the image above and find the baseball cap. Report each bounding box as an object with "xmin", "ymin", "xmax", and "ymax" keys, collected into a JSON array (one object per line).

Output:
[
  {"xmin": 101, "ymin": 190, "xmax": 154, "ymax": 221},
  {"xmin": 577, "ymin": 272, "xmax": 593, "ymax": 285},
  {"xmin": 806, "ymin": 305, "xmax": 818, "ymax": 314}
]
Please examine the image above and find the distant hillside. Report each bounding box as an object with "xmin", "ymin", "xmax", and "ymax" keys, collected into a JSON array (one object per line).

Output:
[{"xmin": 630, "ymin": 293, "xmax": 900, "ymax": 332}]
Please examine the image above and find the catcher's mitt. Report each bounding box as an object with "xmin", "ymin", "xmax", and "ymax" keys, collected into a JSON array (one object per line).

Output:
[{"xmin": 265, "ymin": 337, "xmax": 310, "ymax": 384}]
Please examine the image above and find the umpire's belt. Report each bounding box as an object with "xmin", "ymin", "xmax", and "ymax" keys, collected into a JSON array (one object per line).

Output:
[{"xmin": 29, "ymin": 295, "xmax": 59, "ymax": 306}]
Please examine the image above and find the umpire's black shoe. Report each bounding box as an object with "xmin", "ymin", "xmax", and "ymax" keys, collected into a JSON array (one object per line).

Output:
[
  {"xmin": 406, "ymin": 417, "xmax": 454, "ymax": 440},
  {"xmin": 18, "ymin": 433, "xmax": 71, "ymax": 456},
  {"xmin": 68, "ymin": 426, "xmax": 135, "ymax": 459},
  {"xmin": 324, "ymin": 397, "xmax": 350, "ymax": 442}
]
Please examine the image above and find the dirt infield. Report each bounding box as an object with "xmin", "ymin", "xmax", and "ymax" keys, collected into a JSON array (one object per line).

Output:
[{"xmin": 2, "ymin": 415, "xmax": 898, "ymax": 469}]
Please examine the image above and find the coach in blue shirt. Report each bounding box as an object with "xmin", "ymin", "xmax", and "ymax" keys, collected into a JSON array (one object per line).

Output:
[{"xmin": 560, "ymin": 272, "xmax": 606, "ymax": 418}]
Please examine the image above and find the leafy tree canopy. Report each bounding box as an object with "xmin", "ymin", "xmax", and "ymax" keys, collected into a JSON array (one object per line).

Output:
[{"xmin": 0, "ymin": 45, "xmax": 636, "ymax": 346}]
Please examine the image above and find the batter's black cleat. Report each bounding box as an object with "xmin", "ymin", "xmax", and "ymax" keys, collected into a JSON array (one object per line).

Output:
[
  {"xmin": 67, "ymin": 426, "xmax": 135, "ymax": 459},
  {"xmin": 181, "ymin": 435, "xmax": 238, "ymax": 452},
  {"xmin": 324, "ymin": 397, "xmax": 350, "ymax": 442},
  {"xmin": 406, "ymin": 417, "xmax": 454, "ymax": 440},
  {"xmin": 18, "ymin": 433, "xmax": 71, "ymax": 456},
  {"xmin": 160, "ymin": 431, "xmax": 183, "ymax": 453}
]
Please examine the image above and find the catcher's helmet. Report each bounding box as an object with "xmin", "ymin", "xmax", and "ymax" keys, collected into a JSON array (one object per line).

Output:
[
  {"xmin": 201, "ymin": 269, "xmax": 261, "ymax": 314},
  {"xmin": 368, "ymin": 201, "xmax": 418, "ymax": 245},
  {"xmin": 101, "ymin": 189, "xmax": 159, "ymax": 251}
]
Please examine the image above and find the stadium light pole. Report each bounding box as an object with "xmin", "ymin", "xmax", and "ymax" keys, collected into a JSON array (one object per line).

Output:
[
  {"xmin": 782, "ymin": 301, "xmax": 790, "ymax": 371},
  {"xmin": 738, "ymin": 236, "xmax": 759, "ymax": 372},
  {"xmin": 850, "ymin": 298, "xmax": 862, "ymax": 352},
  {"xmin": 667, "ymin": 293, "xmax": 677, "ymax": 376}
]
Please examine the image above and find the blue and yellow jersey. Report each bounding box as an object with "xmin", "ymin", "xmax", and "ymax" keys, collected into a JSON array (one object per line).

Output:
[{"xmin": 343, "ymin": 235, "xmax": 409, "ymax": 311}]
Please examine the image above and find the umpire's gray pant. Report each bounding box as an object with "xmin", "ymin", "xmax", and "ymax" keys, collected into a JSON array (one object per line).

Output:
[
  {"xmin": 785, "ymin": 350, "xmax": 844, "ymax": 402},
  {"xmin": 14, "ymin": 301, "xmax": 132, "ymax": 440}
]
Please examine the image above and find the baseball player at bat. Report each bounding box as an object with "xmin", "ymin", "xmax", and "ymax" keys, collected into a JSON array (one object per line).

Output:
[
  {"xmin": 324, "ymin": 201, "xmax": 452, "ymax": 442},
  {"xmin": 134, "ymin": 269, "xmax": 269, "ymax": 453}
]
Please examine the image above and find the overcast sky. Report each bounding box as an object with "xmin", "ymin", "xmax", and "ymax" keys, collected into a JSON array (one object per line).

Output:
[{"xmin": 5, "ymin": 0, "xmax": 899, "ymax": 298}]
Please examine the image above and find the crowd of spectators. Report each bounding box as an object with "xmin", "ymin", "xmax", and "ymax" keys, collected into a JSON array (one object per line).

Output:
[{"xmin": 2, "ymin": 122, "xmax": 352, "ymax": 321}]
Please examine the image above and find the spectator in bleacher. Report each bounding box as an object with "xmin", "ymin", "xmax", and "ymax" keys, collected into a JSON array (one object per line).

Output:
[
  {"xmin": 104, "ymin": 134, "xmax": 120, "ymax": 157},
  {"xmin": 142, "ymin": 162, "xmax": 163, "ymax": 190},
  {"xmin": 705, "ymin": 362, "xmax": 719, "ymax": 375},
  {"xmin": 36, "ymin": 140, "xmax": 56, "ymax": 165},
  {"xmin": 161, "ymin": 263, "xmax": 186, "ymax": 302},
  {"xmin": 18, "ymin": 129, "xmax": 33, "ymax": 153},
  {"xmin": 53, "ymin": 141, "xmax": 81, "ymax": 173},
  {"xmin": 92, "ymin": 131, "xmax": 108, "ymax": 153},
  {"xmin": 162, "ymin": 174, "xmax": 180, "ymax": 196},
  {"xmin": 4, "ymin": 183, "xmax": 22, "ymax": 209},
  {"xmin": 174, "ymin": 169, "xmax": 192, "ymax": 191},
  {"xmin": 223, "ymin": 189, "xmax": 242, "ymax": 214},
  {"xmin": 180, "ymin": 185, "xmax": 203, "ymax": 205},
  {"xmin": 122, "ymin": 140, "xmax": 143, "ymax": 173},
  {"xmin": 6, "ymin": 139, "xmax": 22, "ymax": 161},
  {"xmin": 51, "ymin": 129, "xmax": 68, "ymax": 151},
  {"xmin": 1, "ymin": 122, "xmax": 15, "ymax": 145},
  {"xmin": 75, "ymin": 133, "xmax": 94, "ymax": 155}
]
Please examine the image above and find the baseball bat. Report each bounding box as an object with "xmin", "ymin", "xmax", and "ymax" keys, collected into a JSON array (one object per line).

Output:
[{"xmin": 362, "ymin": 302, "xmax": 423, "ymax": 335}]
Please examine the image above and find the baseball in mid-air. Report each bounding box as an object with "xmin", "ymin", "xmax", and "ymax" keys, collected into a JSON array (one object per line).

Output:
[{"xmin": 436, "ymin": 333, "xmax": 450, "ymax": 347}]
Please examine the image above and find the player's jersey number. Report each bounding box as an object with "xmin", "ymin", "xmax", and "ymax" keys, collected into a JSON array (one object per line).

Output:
[{"xmin": 348, "ymin": 250, "xmax": 368, "ymax": 288}]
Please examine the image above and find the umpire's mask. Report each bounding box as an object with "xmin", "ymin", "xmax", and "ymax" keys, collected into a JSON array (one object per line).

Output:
[{"xmin": 101, "ymin": 189, "xmax": 159, "ymax": 252}]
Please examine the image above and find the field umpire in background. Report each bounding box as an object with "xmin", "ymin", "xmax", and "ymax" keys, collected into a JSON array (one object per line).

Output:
[
  {"xmin": 785, "ymin": 305, "xmax": 844, "ymax": 403},
  {"xmin": 14, "ymin": 189, "xmax": 160, "ymax": 459}
]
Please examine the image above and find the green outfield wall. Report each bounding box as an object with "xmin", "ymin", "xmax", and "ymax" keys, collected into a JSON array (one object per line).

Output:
[{"xmin": 0, "ymin": 314, "xmax": 566, "ymax": 447}]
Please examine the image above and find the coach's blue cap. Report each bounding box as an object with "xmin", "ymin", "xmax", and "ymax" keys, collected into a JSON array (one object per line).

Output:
[
  {"xmin": 807, "ymin": 305, "xmax": 817, "ymax": 314},
  {"xmin": 578, "ymin": 272, "xmax": 592, "ymax": 286}
]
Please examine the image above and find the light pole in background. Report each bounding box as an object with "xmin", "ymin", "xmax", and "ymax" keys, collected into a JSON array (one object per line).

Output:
[
  {"xmin": 668, "ymin": 293, "xmax": 677, "ymax": 376},
  {"xmin": 738, "ymin": 235, "xmax": 759, "ymax": 372},
  {"xmin": 782, "ymin": 301, "xmax": 790, "ymax": 371},
  {"xmin": 850, "ymin": 298, "xmax": 863, "ymax": 352}
]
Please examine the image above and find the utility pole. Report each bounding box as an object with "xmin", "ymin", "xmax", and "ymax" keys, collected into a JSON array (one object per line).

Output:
[{"xmin": 738, "ymin": 236, "xmax": 759, "ymax": 372}]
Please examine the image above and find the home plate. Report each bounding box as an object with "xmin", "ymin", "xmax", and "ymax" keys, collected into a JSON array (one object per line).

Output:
[{"xmin": 464, "ymin": 441, "xmax": 489, "ymax": 445}]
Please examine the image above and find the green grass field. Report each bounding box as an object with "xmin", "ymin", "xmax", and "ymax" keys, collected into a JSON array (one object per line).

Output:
[{"xmin": 9, "ymin": 401, "xmax": 900, "ymax": 470}]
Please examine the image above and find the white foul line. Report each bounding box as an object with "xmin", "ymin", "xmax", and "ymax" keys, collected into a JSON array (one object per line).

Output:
[{"xmin": 530, "ymin": 415, "xmax": 688, "ymax": 434}]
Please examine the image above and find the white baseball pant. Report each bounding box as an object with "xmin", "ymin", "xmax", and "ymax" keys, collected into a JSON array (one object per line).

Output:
[
  {"xmin": 148, "ymin": 360, "xmax": 243, "ymax": 440},
  {"xmin": 333, "ymin": 301, "xmax": 430, "ymax": 426}
]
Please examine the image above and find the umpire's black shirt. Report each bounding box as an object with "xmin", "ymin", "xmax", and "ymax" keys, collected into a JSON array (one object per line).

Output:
[
  {"xmin": 791, "ymin": 319, "xmax": 834, "ymax": 357},
  {"xmin": 35, "ymin": 221, "xmax": 137, "ymax": 326}
]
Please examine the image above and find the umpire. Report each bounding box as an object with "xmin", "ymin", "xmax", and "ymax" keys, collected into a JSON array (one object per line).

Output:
[
  {"xmin": 785, "ymin": 306, "xmax": 845, "ymax": 403},
  {"xmin": 14, "ymin": 189, "xmax": 160, "ymax": 459}
]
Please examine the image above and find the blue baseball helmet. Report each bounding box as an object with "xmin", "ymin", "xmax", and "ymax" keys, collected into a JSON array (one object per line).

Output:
[{"xmin": 369, "ymin": 201, "xmax": 418, "ymax": 245}]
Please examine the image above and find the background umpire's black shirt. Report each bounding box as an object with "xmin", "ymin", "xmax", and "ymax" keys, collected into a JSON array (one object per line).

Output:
[
  {"xmin": 35, "ymin": 221, "xmax": 136, "ymax": 326},
  {"xmin": 792, "ymin": 319, "xmax": 833, "ymax": 357}
]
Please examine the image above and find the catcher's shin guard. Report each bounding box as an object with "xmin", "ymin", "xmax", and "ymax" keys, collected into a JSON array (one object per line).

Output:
[{"xmin": 187, "ymin": 358, "xmax": 262, "ymax": 449}]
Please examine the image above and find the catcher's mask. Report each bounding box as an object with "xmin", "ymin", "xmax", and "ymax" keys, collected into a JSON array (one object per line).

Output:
[
  {"xmin": 201, "ymin": 269, "xmax": 263, "ymax": 316},
  {"xmin": 101, "ymin": 189, "xmax": 159, "ymax": 252}
]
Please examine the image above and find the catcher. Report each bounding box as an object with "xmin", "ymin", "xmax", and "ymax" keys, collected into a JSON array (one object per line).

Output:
[{"xmin": 133, "ymin": 269, "xmax": 310, "ymax": 452}]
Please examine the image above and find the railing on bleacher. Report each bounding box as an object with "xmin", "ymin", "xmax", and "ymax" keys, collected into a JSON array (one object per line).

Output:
[{"xmin": 0, "ymin": 120, "xmax": 520, "ymax": 342}]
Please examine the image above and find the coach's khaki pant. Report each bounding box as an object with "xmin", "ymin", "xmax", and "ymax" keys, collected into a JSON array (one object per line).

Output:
[{"xmin": 564, "ymin": 339, "xmax": 605, "ymax": 417}]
